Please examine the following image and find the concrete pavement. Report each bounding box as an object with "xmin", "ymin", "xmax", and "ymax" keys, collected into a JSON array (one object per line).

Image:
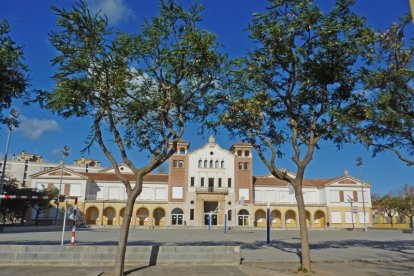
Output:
[
  {"xmin": 0, "ymin": 228, "xmax": 414, "ymax": 275},
  {"xmin": 1, "ymin": 261, "xmax": 414, "ymax": 276},
  {"xmin": 1, "ymin": 228, "xmax": 413, "ymax": 264}
]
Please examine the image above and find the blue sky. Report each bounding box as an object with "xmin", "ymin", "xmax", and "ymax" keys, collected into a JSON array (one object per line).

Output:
[{"xmin": 1, "ymin": 0, "xmax": 413, "ymax": 195}]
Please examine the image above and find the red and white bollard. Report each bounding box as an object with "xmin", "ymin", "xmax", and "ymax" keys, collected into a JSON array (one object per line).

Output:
[{"xmin": 70, "ymin": 197, "xmax": 78, "ymax": 247}]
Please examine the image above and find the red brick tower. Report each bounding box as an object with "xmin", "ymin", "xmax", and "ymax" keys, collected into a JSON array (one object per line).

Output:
[
  {"xmin": 230, "ymin": 142, "xmax": 253, "ymax": 204},
  {"xmin": 168, "ymin": 141, "xmax": 190, "ymax": 202}
]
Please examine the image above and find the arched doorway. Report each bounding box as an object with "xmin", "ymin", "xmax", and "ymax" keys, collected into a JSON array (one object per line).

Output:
[
  {"xmin": 86, "ymin": 206, "xmax": 99, "ymax": 225},
  {"xmin": 314, "ymin": 210, "xmax": 326, "ymax": 228},
  {"xmin": 136, "ymin": 207, "xmax": 149, "ymax": 226},
  {"xmin": 119, "ymin": 208, "xmax": 125, "ymax": 225},
  {"xmin": 103, "ymin": 206, "xmax": 116, "ymax": 225},
  {"xmin": 285, "ymin": 210, "xmax": 297, "ymax": 228},
  {"xmin": 305, "ymin": 210, "xmax": 311, "ymax": 228},
  {"xmin": 153, "ymin": 208, "xmax": 166, "ymax": 226},
  {"xmin": 238, "ymin": 209, "xmax": 249, "ymax": 226},
  {"xmin": 271, "ymin": 210, "xmax": 282, "ymax": 228},
  {"xmin": 254, "ymin": 209, "xmax": 266, "ymax": 227},
  {"xmin": 171, "ymin": 208, "xmax": 184, "ymax": 225}
]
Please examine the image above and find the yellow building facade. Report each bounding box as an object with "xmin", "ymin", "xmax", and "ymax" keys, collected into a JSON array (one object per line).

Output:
[{"xmin": 30, "ymin": 138, "xmax": 372, "ymax": 229}]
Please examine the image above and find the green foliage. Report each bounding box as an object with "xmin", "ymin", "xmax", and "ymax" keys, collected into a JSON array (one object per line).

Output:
[
  {"xmin": 219, "ymin": 1, "xmax": 374, "ymax": 271},
  {"xmin": 0, "ymin": 179, "xmax": 33, "ymax": 224},
  {"xmin": 0, "ymin": 20, "xmax": 28, "ymax": 125},
  {"xmin": 41, "ymin": 2, "xmax": 226, "ymax": 273},
  {"xmin": 397, "ymin": 185, "xmax": 414, "ymax": 229},
  {"xmin": 373, "ymin": 194, "xmax": 403, "ymax": 227},
  {"xmin": 220, "ymin": 0, "xmax": 374, "ymax": 182},
  {"xmin": 358, "ymin": 16, "xmax": 414, "ymax": 165},
  {"xmin": 29, "ymin": 186, "xmax": 59, "ymax": 225},
  {"xmin": 40, "ymin": 0, "xmax": 225, "ymax": 172}
]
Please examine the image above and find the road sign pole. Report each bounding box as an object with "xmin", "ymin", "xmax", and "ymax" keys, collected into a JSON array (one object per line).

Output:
[
  {"xmin": 70, "ymin": 197, "xmax": 78, "ymax": 246},
  {"xmin": 60, "ymin": 200, "xmax": 68, "ymax": 246}
]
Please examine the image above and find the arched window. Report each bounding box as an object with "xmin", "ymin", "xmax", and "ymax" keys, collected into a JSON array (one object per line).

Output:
[
  {"xmin": 244, "ymin": 150, "xmax": 250, "ymax": 157},
  {"xmin": 204, "ymin": 160, "xmax": 207, "ymax": 167},
  {"xmin": 171, "ymin": 208, "xmax": 184, "ymax": 214},
  {"xmin": 215, "ymin": 160, "xmax": 219, "ymax": 168},
  {"xmin": 209, "ymin": 160, "xmax": 213, "ymax": 168},
  {"xmin": 179, "ymin": 148, "xmax": 185, "ymax": 155},
  {"xmin": 221, "ymin": 160, "xmax": 224, "ymax": 168},
  {"xmin": 237, "ymin": 150, "xmax": 242, "ymax": 156},
  {"xmin": 198, "ymin": 160, "xmax": 202, "ymax": 168}
]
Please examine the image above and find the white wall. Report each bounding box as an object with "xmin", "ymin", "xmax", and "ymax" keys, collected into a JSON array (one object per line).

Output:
[
  {"xmin": 188, "ymin": 142, "xmax": 235, "ymax": 191},
  {"xmin": 326, "ymin": 185, "xmax": 371, "ymax": 208},
  {"xmin": 32, "ymin": 178, "xmax": 87, "ymax": 199},
  {"xmin": 254, "ymin": 187, "xmax": 321, "ymax": 204},
  {"xmin": 91, "ymin": 182, "xmax": 168, "ymax": 201}
]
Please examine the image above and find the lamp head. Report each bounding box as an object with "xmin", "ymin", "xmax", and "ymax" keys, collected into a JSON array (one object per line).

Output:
[{"xmin": 62, "ymin": 146, "xmax": 70, "ymax": 157}]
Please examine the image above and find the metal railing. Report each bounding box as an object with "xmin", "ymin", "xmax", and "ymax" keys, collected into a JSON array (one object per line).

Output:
[{"xmin": 195, "ymin": 187, "xmax": 228, "ymax": 195}]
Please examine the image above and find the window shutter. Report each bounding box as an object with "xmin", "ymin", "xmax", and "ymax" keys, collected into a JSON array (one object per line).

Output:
[
  {"xmin": 353, "ymin": 191, "xmax": 358, "ymax": 202},
  {"xmin": 339, "ymin": 191, "xmax": 344, "ymax": 202}
]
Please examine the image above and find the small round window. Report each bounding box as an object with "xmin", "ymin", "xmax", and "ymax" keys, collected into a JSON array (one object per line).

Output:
[{"xmin": 210, "ymin": 151, "xmax": 214, "ymax": 155}]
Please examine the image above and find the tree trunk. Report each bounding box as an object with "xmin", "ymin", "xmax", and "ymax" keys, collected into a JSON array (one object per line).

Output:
[
  {"xmin": 390, "ymin": 215, "xmax": 394, "ymax": 228},
  {"xmin": 410, "ymin": 216, "xmax": 413, "ymax": 231},
  {"xmin": 295, "ymin": 184, "xmax": 311, "ymax": 272},
  {"xmin": 113, "ymin": 194, "xmax": 137, "ymax": 275}
]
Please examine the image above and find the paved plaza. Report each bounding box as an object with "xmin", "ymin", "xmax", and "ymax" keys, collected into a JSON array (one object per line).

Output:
[{"xmin": 0, "ymin": 228, "xmax": 413, "ymax": 275}]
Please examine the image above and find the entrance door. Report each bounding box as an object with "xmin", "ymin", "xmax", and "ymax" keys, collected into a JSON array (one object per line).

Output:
[
  {"xmin": 204, "ymin": 213, "xmax": 218, "ymax": 225},
  {"xmin": 204, "ymin": 201, "xmax": 218, "ymax": 225},
  {"xmin": 172, "ymin": 214, "xmax": 183, "ymax": 225}
]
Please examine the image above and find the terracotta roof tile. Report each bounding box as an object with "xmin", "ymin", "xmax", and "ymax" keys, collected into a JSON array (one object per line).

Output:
[
  {"xmin": 253, "ymin": 176, "xmax": 336, "ymax": 187},
  {"xmin": 80, "ymin": 172, "xmax": 168, "ymax": 183}
]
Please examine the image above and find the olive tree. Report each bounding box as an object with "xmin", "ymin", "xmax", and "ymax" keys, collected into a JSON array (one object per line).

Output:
[
  {"xmin": 41, "ymin": 1, "xmax": 224, "ymax": 274},
  {"xmin": 220, "ymin": 0, "xmax": 373, "ymax": 271}
]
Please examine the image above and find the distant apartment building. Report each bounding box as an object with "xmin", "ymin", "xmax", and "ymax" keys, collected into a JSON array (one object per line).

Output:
[
  {"xmin": 27, "ymin": 136, "xmax": 372, "ymax": 229},
  {"xmin": 0, "ymin": 151, "xmax": 102, "ymax": 188}
]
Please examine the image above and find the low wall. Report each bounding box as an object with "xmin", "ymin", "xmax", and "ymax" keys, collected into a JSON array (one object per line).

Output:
[
  {"xmin": 0, "ymin": 225, "xmax": 72, "ymax": 233},
  {"xmin": 0, "ymin": 245, "xmax": 240, "ymax": 266}
]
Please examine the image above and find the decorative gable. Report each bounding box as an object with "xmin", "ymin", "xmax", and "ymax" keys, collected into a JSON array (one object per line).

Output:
[
  {"xmin": 338, "ymin": 178, "xmax": 357, "ymax": 184},
  {"xmin": 48, "ymin": 171, "xmax": 72, "ymax": 176},
  {"xmin": 30, "ymin": 167, "xmax": 88, "ymax": 180}
]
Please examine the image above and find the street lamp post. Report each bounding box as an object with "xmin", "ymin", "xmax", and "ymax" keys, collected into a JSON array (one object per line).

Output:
[
  {"xmin": 0, "ymin": 109, "xmax": 20, "ymax": 205},
  {"xmin": 356, "ymin": 156, "xmax": 368, "ymax": 232},
  {"xmin": 347, "ymin": 195, "xmax": 355, "ymax": 230},
  {"xmin": 54, "ymin": 146, "xmax": 70, "ymax": 225}
]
